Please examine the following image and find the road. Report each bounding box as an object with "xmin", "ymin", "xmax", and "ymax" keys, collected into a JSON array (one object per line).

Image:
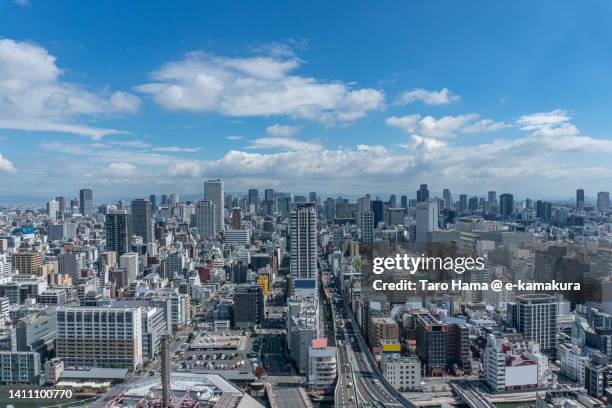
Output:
[{"xmin": 328, "ymin": 276, "xmax": 414, "ymax": 408}]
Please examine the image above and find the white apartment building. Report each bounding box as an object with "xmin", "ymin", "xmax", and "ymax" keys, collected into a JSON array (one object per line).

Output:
[{"xmin": 307, "ymin": 340, "xmax": 337, "ymax": 392}]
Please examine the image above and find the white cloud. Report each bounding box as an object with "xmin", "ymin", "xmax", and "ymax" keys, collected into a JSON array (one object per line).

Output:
[
  {"xmin": 0, "ymin": 38, "xmax": 140, "ymax": 139},
  {"xmin": 462, "ymin": 119, "xmax": 510, "ymax": 133},
  {"xmin": 226, "ymin": 135, "xmax": 243, "ymax": 140},
  {"xmin": 0, "ymin": 153, "xmax": 16, "ymax": 173},
  {"xmin": 103, "ymin": 162, "xmax": 137, "ymax": 177},
  {"xmin": 13, "ymin": 0, "xmax": 29, "ymax": 6},
  {"xmin": 396, "ymin": 88, "xmax": 460, "ymax": 105},
  {"xmin": 152, "ymin": 146, "xmax": 203, "ymax": 153},
  {"xmin": 136, "ymin": 51, "xmax": 384, "ymax": 124},
  {"xmin": 248, "ymin": 137, "xmax": 322, "ymax": 152},
  {"xmin": 266, "ymin": 124, "xmax": 299, "ymax": 137},
  {"xmin": 386, "ymin": 113, "xmax": 508, "ymax": 149}
]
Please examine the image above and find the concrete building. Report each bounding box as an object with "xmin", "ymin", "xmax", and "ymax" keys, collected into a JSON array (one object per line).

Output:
[
  {"xmin": 56, "ymin": 307, "xmax": 143, "ymax": 369},
  {"xmin": 204, "ymin": 179, "xmax": 224, "ymax": 233},
  {"xmin": 233, "ymin": 284, "xmax": 264, "ymax": 330},
  {"xmin": 381, "ymin": 354, "xmax": 421, "ymax": 392},
  {"xmin": 0, "ymin": 351, "xmax": 41, "ymax": 384},
  {"xmin": 195, "ymin": 200, "xmax": 216, "ymax": 239},
  {"xmin": 508, "ymin": 294, "xmax": 558, "ymax": 355},
  {"xmin": 307, "ymin": 338, "xmax": 337, "ymax": 393},
  {"xmin": 290, "ymin": 202, "xmax": 318, "ymax": 296},
  {"xmin": 12, "ymin": 251, "xmax": 43, "ymax": 276}
]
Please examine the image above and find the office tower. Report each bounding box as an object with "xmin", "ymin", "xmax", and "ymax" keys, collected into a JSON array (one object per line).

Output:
[
  {"xmin": 46, "ymin": 199, "xmax": 59, "ymax": 222},
  {"xmin": 499, "ymin": 193, "xmax": 514, "ymax": 217},
  {"xmin": 290, "ymin": 203, "xmax": 317, "ymax": 293},
  {"xmin": 415, "ymin": 313, "xmax": 447, "ymax": 376},
  {"xmin": 54, "ymin": 196, "xmax": 66, "ymax": 214},
  {"xmin": 161, "ymin": 194, "xmax": 168, "ymax": 206},
  {"xmin": 388, "ymin": 194, "xmax": 397, "ymax": 208},
  {"xmin": 12, "ymin": 252, "xmax": 43, "ymax": 276},
  {"xmin": 119, "ymin": 252, "xmax": 139, "ymax": 285},
  {"xmin": 149, "ymin": 194, "xmax": 156, "ymax": 209},
  {"xmin": 0, "ymin": 352, "xmax": 41, "ymax": 384},
  {"xmin": 597, "ymin": 191, "xmax": 610, "ymax": 212},
  {"xmin": 400, "ymin": 195, "xmax": 408, "ymax": 209},
  {"xmin": 195, "ymin": 200, "xmax": 216, "ymax": 238},
  {"xmin": 371, "ymin": 200, "xmax": 384, "ymax": 227},
  {"xmin": 536, "ymin": 200, "xmax": 545, "ymax": 218},
  {"xmin": 168, "ymin": 193, "xmax": 179, "ymax": 208},
  {"xmin": 105, "ymin": 212, "xmax": 132, "ymax": 256},
  {"xmin": 58, "ymin": 252, "xmax": 83, "ymax": 281},
  {"xmin": 265, "ymin": 188, "xmax": 275, "ymax": 201},
  {"xmin": 416, "ymin": 184, "xmax": 429, "ymax": 203},
  {"xmin": 233, "ymin": 283, "xmax": 265, "ymax": 329},
  {"xmin": 56, "ymin": 307, "xmax": 143, "ymax": 368},
  {"xmin": 131, "ymin": 199, "xmax": 153, "ymax": 244},
  {"xmin": 79, "ymin": 188, "xmax": 93, "ymax": 216},
  {"xmin": 357, "ymin": 196, "xmax": 371, "ymax": 213},
  {"xmin": 458, "ymin": 194, "xmax": 467, "ymax": 212},
  {"xmin": 309, "ymin": 192, "xmax": 317, "ymax": 203},
  {"xmin": 248, "ymin": 188, "xmax": 259, "ymax": 212},
  {"xmin": 204, "ymin": 179, "xmax": 224, "ymax": 232},
  {"xmin": 576, "ymin": 188, "xmax": 585, "ymax": 210},
  {"xmin": 487, "ymin": 191, "xmax": 497, "ymax": 212},
  {"xmin": 358, "ymin": 210, "xmax": 374, "ymax": 244},
  {"xmin": 507, "ymin": 294, "xmax": 558, "ymax": 355},
  {"xmin": 231, "ymin": 208, "xmax": 242, "ymax": 230},
  {"xmin": 324, "ymin": 198, "xmax": 335, "ymax": 222},
  {"xmin": 416, "ymin": 199, "xmax": 439, "ymax": 243},
  {"xmin": 442, "ymin": 189, "xmax": 452, "ymax": 210},
  {"xmin": 468, "ymin": 196, "xmax": 478, "ymax": 212},
  {"xmin": 525, "ymin": 198, "xmax": 533, "ymax": 209}
]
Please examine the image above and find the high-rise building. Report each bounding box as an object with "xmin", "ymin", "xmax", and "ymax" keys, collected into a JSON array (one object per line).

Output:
[
  {"xmin": 371, "ymin": 200, "xmax": 384, "ymax": 227},
  {"xmin": 290, "ymin": 203, "xmax": 317, "ymax": 294},
  {"xmin": 458, "ymin": 194, "xmax": 467, "ymax": 212},
  {"xmin": 576, "ymin": 188, "xmax": 585, "ymax": 210},
  {"xmin": 149, "ymin": 194, "xmax": 156, "ymax": 208},
  {"xmin": 105, "ymin": 212, "xmax": 132, "ymax": 256},
  {"xmin": 468, "ymin": 196, "xmax": 479, "ymax": 212},
  {"xmin": 309, "ymin": 192, "xmax": 317, "ymax": 203},
  {"xmin": 119, "ymin": 252, "xmax": 139, "ymax": 286},
  {"xmin": 442, "ymin": 189, "xmax": 452, "ymax": 210},
  {"xmin": 324, "ymin": 198, "xmax": 335, "ymax": 222},
  {"xmin": 507, "ymin": 294, "xmax": 558, "ymax": 355},
  {"xmin": 597, "ymin": 191, "xmax": 610, "ymax": 212},
  {"xmin": 56, "ymin": 307, "xmax": 143, "ymax": 368},
  {"xmin": 499, "ymin": 193, "xmax": 514, "ymax": 217},
  {"xmin": 231, "ymin": 207, "xmax": 242, "ymax": 230},
  {"xmin": 416, "ymin": 199, "xmax": 439, "ymax": 243},
  {"xmin": 248, "ymin": 189, "xmax": 259, "ymax": 212},
  {"xmin": 233, "ymin": 283, "xmax": 264, "ymax": 329},
  {"xmin": 417, "ymin": 184, "xmax": 429, "ymax": 203},
  {"xmin": 415, "ymin": 313, "xmax": 447, "ymax": 376},
  {"xmin": 264, "ymin": 188, "xmax": 275, "ymax": 201},
  {"xmin": 204, "ymin": 179, "xmax": 224, "ymax": 232},
  {"xmin": 195, "ymin": 200, "xmax": 216, "ymax": 239},
  {"xmin": 400, "ymin": 195, "xmax": 408, "ymax": 209},
  {"xmin": 12, "ymin": 252, "xmax": 43, "ymax": 276},
  {"xmin": 487, "ymin": 191, "xmax": 498, "ymax": 212},
  {"xmin": 131, "ymin": 199, "xmax": 153, "ymax": 244},
  {"xmin": 358, "ymin": 210, "xmax": 374, "ymax": 244},
  {"xmin": 54, "ymin": 196, "xmax": 66, "ymax": 214},
  {"xmin": 79, "ymin": 188, "xmax": 93, "ymax": 216}
]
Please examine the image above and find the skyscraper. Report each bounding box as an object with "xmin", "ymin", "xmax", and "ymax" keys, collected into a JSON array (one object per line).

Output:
[
  {"xmin": 79, "ymin": 189, "xmax": 93, "ymax": 216},
  {"xmin": 442, "ymin": 189, "xmax": 452, "ymax": 210},
  {"xmin": 400, "ymin": 195, "xmax": 408, "ymax": 209},
  {"xmin": 149, "ymin": 194, "xmax": 156, "ymax": 209},
  {"xmin": 458, "ymin": 194, "xmax": 468, "ymax": 212},
  {"xmin": 46, "ymin": 199, "xmax": 59, "ymax": 222},
  {"xmin": 54, "ymin": 196, "xmax": 66, "ymax": 214},
  {"xmin": 597, "ymin": 191, "xmax": 610, "ymax": 212},
  {"xmin": 131, "ymin": 199, "xmax": 153, "ymax": 243},
  {"xmin": 358, "ymin": 210, "xmax": 374, "ymax": 244},
  {"xmin": 499, "ymin": 193, "xmax": 514, "ymax": 217},
  {"xmin": 309, "ymin": 192, "xmax": 317, "ymax": 203},
  {"xmin": 231, "ymin": 207, "xmax": 242, "ymax": 230},
  {"xmin": 576, "ymin": 188, "xmax": 585, "ymax": 210},
  {"xmin": 371, "ymin": 200, "xmax": 384, "ymax": 227},
  {"xmin": 487, "ymin": 191, "xmax": 497, "ymax": 212},
  {"xmin": 195, "ymin": 200, "xmax": 216, "ymax": 238},
  {"xmin": 290, "ymin": 202, "xmax": 317, "ymax": 294},
  {"xmin": 416, "ymin": 184, "xmax": 429, "ymax": 203},
  {"xmin": 204, "ymin": 179, "xmax": 224, "ymax": 232},
  {"xmin": 507, "ymin": 294, "xmax": 558, "ymax": 355},
  {"xmin": 105, "ymin": 212, "xmax": 132, "ymax": 256},
  {"xmin": 248, "ymin": 189, "xmax": 259, "ymax": 212},
  {"xmin": 416, "ymin": 199, "xmax": 439, "ymax": 243}
]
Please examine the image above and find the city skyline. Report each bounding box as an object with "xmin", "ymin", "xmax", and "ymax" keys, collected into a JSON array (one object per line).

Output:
[{"xmin": 3, "ymin": 2, "xmax": 612, "ymax": 197}]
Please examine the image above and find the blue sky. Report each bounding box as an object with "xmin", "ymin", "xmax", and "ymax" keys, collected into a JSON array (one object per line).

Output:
[{"xmin": 2, "ymin": 0, "xmax": 612, "ymax": 201}]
